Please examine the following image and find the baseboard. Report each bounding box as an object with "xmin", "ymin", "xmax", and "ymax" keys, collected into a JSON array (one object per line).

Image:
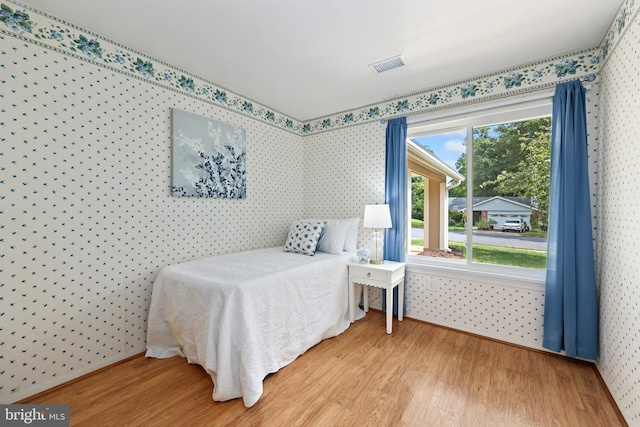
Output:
[
  {"xmin": 14, "ymin": 352, "xmax": 146, "ymax": 404},
  {"xmin": 593, "ymin": 363, "xmax": 630, "ymax": 427},
  {"xmin": 404, "ymin": 310, "xmax": 546, "ymax": 352},
  {"xmin": 394, "ymin": 311, "xmax": 629, "ymax": 426}
]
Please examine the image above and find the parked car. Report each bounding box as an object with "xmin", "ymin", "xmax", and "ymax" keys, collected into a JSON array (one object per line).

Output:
[{"xmin": 502, "ymin": 218, "xmax": 526, "ymax": 232}]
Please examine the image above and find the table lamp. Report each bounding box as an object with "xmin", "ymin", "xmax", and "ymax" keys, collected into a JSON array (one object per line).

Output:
[{"xmin": 363, "ymin": 204, "xmax": 392, "ymax": 264}]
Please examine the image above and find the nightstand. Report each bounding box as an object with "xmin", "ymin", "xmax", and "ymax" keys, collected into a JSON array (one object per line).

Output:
[{"xmin": 348, "ymin": 261, "xmax": 406, "ymax": 334}]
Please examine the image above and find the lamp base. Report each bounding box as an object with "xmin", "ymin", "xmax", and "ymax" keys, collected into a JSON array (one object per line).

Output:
[{"xmin": 370, "ymin": 228, "xmax": 384, "ymax": 265}]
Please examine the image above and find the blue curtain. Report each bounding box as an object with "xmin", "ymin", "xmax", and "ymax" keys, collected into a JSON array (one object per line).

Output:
[
  {"xmin": 543, "ymin": 80, "xmax": 598, "ymax": 360},
  {"xmin": 382, "ymin": 117, "xmax": 407, "ymax": 315}
]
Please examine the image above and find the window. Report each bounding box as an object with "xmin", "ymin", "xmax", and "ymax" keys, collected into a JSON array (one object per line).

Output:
[{"xmin": 406, "ymin": 98, "xmax": 552, "ymax": 276}]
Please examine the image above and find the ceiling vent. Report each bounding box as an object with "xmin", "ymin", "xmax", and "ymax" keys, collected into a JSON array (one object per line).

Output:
[{"xmin": 369, "ymin": 55, "xmax": 406, "ymax": 74}]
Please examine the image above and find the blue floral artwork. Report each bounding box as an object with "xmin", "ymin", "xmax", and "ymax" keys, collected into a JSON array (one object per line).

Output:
[{"xmin": 171, "ymin": 109, "xmax": 246, "ymax": 198}]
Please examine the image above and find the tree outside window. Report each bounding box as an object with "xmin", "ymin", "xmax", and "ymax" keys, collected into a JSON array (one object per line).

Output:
[{"xmin": 409, "ymin": 115, "xmax": 551, "ymax": 270}]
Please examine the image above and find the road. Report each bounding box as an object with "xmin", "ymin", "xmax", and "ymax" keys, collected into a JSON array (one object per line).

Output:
[{"xmin": 411, "ymin": 228, "xmax": 547, "ymax": 250}]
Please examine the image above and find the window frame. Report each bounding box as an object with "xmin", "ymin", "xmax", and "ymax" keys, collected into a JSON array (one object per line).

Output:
[{"xmin": 405, "ymin": 95, "xmax": 553, "ymax": 288}]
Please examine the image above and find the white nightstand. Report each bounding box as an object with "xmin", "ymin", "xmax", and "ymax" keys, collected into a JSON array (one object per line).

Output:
[{"xmin": 348, "ymin": 261, "xmax": 406, "ymax": 334}]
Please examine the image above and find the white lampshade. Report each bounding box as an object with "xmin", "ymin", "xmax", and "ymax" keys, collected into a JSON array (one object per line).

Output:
[{"xmin": 363, "ymin": 204, "xmax": 392, "ymax": 229}]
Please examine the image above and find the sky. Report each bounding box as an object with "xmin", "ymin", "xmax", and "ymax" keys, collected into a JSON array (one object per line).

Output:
[{"xmin": 413, "ymin": 129, "xmax": 467, "ymax": 171}]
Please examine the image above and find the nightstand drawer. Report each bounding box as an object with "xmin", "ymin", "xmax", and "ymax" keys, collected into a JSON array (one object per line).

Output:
[{"xmin": 350, "ymin": 266, "xmax": 388, "ymax": 282}]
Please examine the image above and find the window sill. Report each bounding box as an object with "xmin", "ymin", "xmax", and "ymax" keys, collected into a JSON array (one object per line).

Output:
[{"xmin": 405, "ymin": 255, "xmax": 546, "ymax": 291}]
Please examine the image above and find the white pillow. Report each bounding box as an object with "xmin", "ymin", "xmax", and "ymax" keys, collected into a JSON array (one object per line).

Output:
[
  {"xmin": 343, "ymin": 218, "xmax": 360, "ymax": 252},
  {"xmin": 284, "ymin": 221, "xmax": 326, "ymax": 256},
  {"xmin": 302, "ymin": 218, "xmax": 360, "ymax": 252},
  {"xmin": 316, "ymin": 220, "xmax": 351, "ymax": 254}
]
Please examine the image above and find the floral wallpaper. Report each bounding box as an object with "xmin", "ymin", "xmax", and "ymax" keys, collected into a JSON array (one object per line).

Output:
[{"xmin": 0, "ymin": 0, "xmax": 611, "ymax": 136}]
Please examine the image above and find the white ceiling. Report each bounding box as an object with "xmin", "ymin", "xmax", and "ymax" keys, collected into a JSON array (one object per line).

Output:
[{"xmin": 24, "ymin": 0, "xmax": 622, "ymax": 121}]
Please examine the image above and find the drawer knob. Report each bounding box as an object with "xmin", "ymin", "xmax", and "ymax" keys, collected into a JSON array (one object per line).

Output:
[{"xmin": 367, "ymin": 272, "xmax": 371, "ymax": 277}]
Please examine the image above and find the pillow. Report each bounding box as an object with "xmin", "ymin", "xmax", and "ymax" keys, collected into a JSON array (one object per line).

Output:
[
  {"xmin": 283, "ymin": 221, "xmax": 326, "ymax": 256},
  {"xmin": 342, "ymin": 218, "xmax": 360, "ymax": 252},
  {"xmin": 316, "ymin": 220, "xmax": 351, "ymax": 254},
  {"xmin": 303, "ymin": 218, "xmax": 360, "ymax": 252}
]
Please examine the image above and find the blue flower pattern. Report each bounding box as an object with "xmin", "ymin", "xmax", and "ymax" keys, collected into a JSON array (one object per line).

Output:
[
  {"xmin": 555, "ymin": 59, "xmax": 579, "ymax": 77},
  {"xmin": 617, "ymin": 9, "xmax": 627, "ymax": 33},
  {"xmin": 178, "ymin": 76, "xmax": 195, "ymax": 92},
  {"xmin": 48, "ymin": 29, "xmax": 63, "ymax": 40},
  {"xmin": 74, "ymin": 35, "xmax": 103, "ymax": 58},
  {"xmin": 214, "ymin": 90, "xmax": 227, "ymax": 104},
  {"xmin": 460, "ymin": 84, "xmax": 477, "ymax": 98},
  {"xmin": 133, "ymin": 58, "xmax": 155, "ymax": 78},
  {"xmin": 0, "ymin": 4, "xmax": 33, "ymax": 33},
  {"xmin": 504, "ymin": 72, "xmax": 523, "ymax": 89},
  {"xmin": 396, "ymin": 100, "xmax": 409, "ymax": 112}
]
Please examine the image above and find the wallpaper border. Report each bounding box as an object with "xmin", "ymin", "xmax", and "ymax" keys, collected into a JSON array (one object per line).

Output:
[
  {"xmin": 598, "ymin": 0, "xmax": 640, "ymax": 68},
  {"xmin": 304, "ymin": 48, "xmax": 600, "ymax": 134},
  {"xmin": 1, "ymin": 0, "xmax": 305, "ymax": 134},
  {"xmin": 0, "ymin": 0, "xmax": 605, "ymax": 136}
]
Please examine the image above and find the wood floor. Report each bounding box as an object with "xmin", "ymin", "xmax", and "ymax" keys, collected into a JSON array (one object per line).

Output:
[{"xmin": 22, "ymin": 311, "xmax": 624, "ymax": 427}]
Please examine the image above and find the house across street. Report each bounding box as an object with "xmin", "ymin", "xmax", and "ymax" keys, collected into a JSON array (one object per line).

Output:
[{"xmin": 449, "ymin": 196, "xmax": 539, "ymax": 230}]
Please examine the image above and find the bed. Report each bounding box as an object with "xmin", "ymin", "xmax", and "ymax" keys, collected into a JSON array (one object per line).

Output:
[{"xmin": 145, "ymin": 219, "xmax": 364, "ymax": 407}]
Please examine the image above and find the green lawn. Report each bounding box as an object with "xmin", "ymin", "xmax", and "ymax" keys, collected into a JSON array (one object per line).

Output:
[
  {"xmin": 522, "ymin": 230, "xmax": 547, "ymax": 238},
  {"xmin": 410, "ymin": 239, "xmax": 546, "ymax": 269}
]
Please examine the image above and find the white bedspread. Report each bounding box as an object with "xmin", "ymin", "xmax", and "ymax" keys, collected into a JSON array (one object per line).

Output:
[{"xmin": 145, "ymin": 247, "xmax": 362, "ymax": 407}]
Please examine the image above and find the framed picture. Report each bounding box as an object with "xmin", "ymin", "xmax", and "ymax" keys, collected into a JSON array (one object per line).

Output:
[{"xmin": 171, "ymin": 108, "xmax": 246, "ymax": 198}]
